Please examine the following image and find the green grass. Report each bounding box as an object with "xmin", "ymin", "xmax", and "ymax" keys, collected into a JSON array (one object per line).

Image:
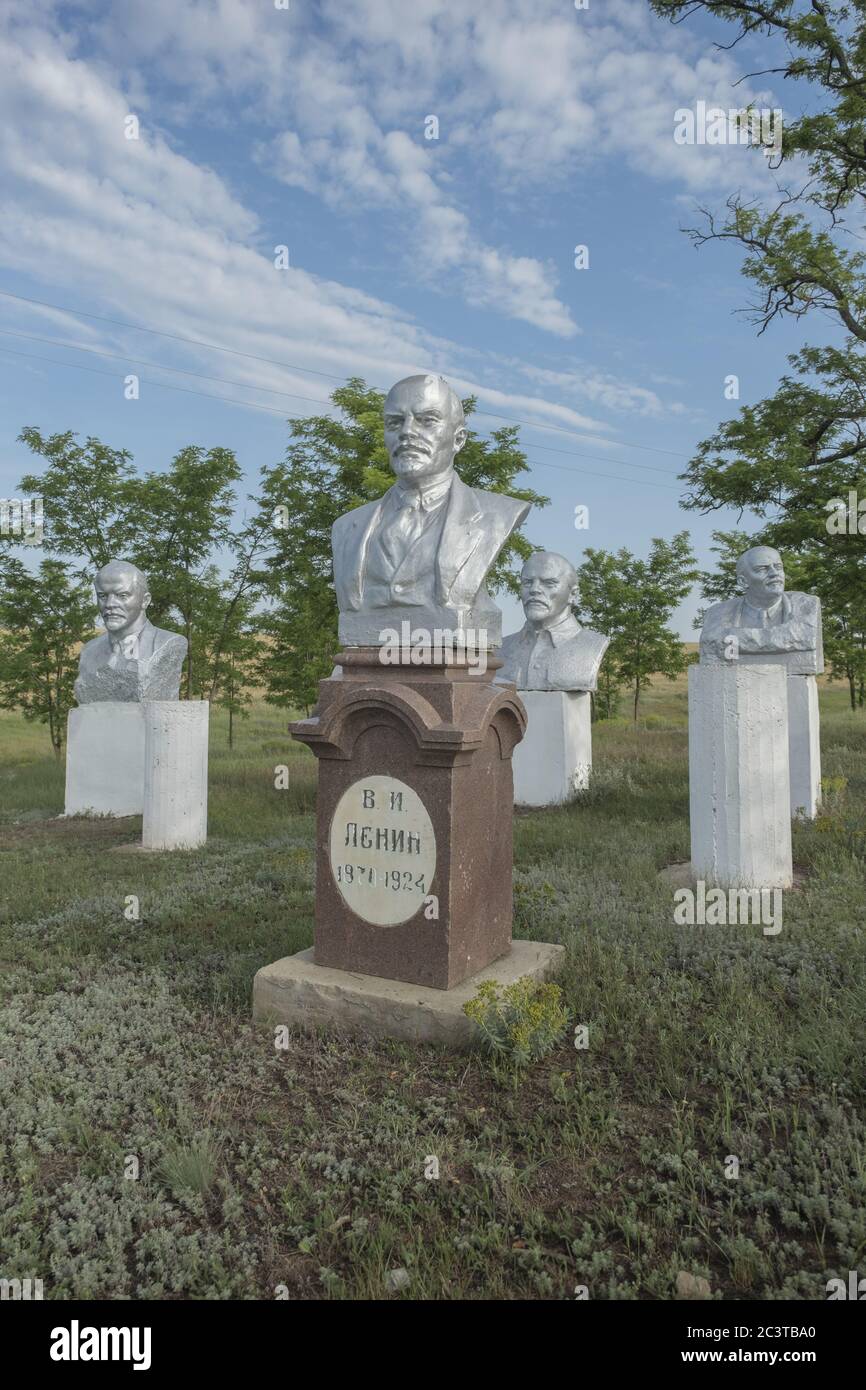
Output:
[{"xmin": 1, "ymin": 678, "xmax": 865, "ymax": 1300}]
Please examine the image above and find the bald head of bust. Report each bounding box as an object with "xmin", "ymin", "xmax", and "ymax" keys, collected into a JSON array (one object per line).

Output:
[
  {"xmin": 383, "ymin": 374, "xmax": 467, "ymax": 491},
  {"xmin": 735, "ymin": 545, "xmax": 785, "ymax": 610},
  {"xmin": 520, "ymin": 551, "xmax": 579, "ymax": 630},
  {"xmin": 94, "ymin": 559, "xmax": 152, "ymax": 640}
]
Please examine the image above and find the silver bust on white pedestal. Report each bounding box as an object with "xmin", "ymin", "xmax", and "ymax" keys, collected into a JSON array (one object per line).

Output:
[
  {"xmin": 498, "ymin": 552, "xmax": 610, "ymax": 807},
  {"xmin": 692, "ymin": 544, "xmax": 822, "ymax": 874},
  {"xmin": 498, "ymin": 551, "xmax": 609, "ymax": 691},
  {"xmin": 331, "ymin": 374, "xmax": 531, "ymax": 647},
  {"xmin": 699, "ymin": 546, "xmax": 822, "ymax": 676},
  {"xmin": 65, "ymin": 560, "xmax": 190, "ymax": 820},
  {"xmin": 75, "ymin": 560, "xmax": 188, "ymax": 704}
]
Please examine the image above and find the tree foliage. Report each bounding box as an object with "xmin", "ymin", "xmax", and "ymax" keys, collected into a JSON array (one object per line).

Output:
[
  {"xmin": 651, "ymin": 0, "xmax": 866, "ymax": 700},
  {"xmin": 577, "ymin": 533, "xmax": 699, "ymax": 721},
  {"xmin": 0, "ymin": 557, "xmax": 93, "ymax": 756}
]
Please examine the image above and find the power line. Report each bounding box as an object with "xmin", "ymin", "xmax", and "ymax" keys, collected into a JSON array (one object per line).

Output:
[
  {"xmin": 0, "ymin": 344, "xmax": 683, "ymax": 492},
  {"xmin": 506, "ymin": 435, "xmax": 679, "ymax": 476},
  {"xmin": 0, "ymin": 326, "xmax": 682, "ymax": 479},
  {"xmin": 0, "ymin": 345, "xmax": 325, "ymax": 420},
  {"xmin": 0, "ymin": 286, "xmax": 688, "ymax": 458},
  {"xmin": 0, "ymin": 288, "xmax": 344, "ymax": 382},
  {"xmin": 523, "ymin": 455, "xmax": 681, "ymax": 491},
  {"xmin": 0, "ymin": 326, "xmax": 338, "ymax": 411}
]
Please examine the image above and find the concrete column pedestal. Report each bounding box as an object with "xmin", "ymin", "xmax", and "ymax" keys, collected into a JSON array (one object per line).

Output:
[
  {"xmin": 512, "ymin": 689, "xmax": 592, "ymax": 807},
  {"xmin": 788, "ymin": 674, "xmax": 821, "ymax": 820},
  {"xmin": 689, "ymin": 664, "xmax": 792, "ymax": 889},
  {"xmin": 64, "ymin": 703, "xmax": 145, "ymax": 816},
  {"xmin": 142, "ymin": 700, "xmax": 209, "ymax": 850}
]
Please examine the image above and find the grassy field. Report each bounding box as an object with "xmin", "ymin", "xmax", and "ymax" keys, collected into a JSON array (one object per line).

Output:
[{"xmin": 1, "ymin": 674, "xmax": 865, "ymax": 1301}]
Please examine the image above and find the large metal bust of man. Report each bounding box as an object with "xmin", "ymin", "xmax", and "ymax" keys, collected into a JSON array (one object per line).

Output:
[
  {"xmin": 74, "ymin": 559, "xmax": 188, "ymax": 703},
  {"xmin": 331, "ymin": 373, "xmax": 531, "ymax": 646},
  {"xmin": 699, "ymin": 545, "xmax": 823, "ymax": 676},
  {"xmin": 498, "ymin": 551, "xmax": 609, "ymax": 691}
]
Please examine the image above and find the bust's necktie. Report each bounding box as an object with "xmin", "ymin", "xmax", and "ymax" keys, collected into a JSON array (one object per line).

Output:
[
  {"xmin": 378, "ymin": 494, "xmax": 426, "ymax": 565},
  {"xmin": 108, "ymin": 633, "xmax": 140, "ymax": 666}
]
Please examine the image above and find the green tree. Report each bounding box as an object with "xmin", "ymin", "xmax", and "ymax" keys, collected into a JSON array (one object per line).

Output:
[
  {"xmin": 191, "ymin": 574, "xmax": 261, "ymax": 742},
  {"xmin": 651, "ymin": 1, "xmax": 866, "ymax": 700},
  {"xmin": 13, "ymin": 429, "xmax": 266, "ymax": 729},
  {"xmin": 574, "ymin": 548, "xmax": 626, "ymax": 719},
  {"xmin": 125, "ymin": 445, "xmax": 243, "ymax": 698},
  {"xmin": 17, "ymin": 427, "xmax": 140, "ymax": 564},
  {"xmin": 253, "ymin": 378, "xmax": 546, "ymax": 712},
  {"xmin": 578, "ymin": 534, "xmax": 699, "ymax": 722},
  {"xmin": 0, "ymin": 557, "xmax": 93, "ymax": 756}
]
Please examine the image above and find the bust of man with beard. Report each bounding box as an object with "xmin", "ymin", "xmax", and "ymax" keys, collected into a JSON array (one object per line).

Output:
[{"xmin": 74, "ymin": 559, "xmax": 188, "ymax": 703}]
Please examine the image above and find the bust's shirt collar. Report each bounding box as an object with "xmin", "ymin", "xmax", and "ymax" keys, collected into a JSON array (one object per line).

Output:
[
  {"xmin": 393, "ymin": 473, "xmax": 453, "ymax": 512},
  {"xmin": 107, "ymin": 618, "xmax": 151, "ymax": 654},
  {"xmin": 740, "ymin": 594, "xmax": 789, "ymax": 625},
  {"xmin": 528, "ymin": 610, "xmax": 581, "ymax": 646}
]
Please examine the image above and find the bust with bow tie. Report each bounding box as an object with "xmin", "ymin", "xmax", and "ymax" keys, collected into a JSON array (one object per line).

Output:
[
  {"xmin": 74, "ymin": 559, "xmax": 188, "ymax": 704},
  {"xmin": 331, "ymin": 373, "xmax": 531, "ymax": 647}
]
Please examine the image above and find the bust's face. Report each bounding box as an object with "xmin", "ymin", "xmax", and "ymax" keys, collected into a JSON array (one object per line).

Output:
[
  {"xmin": 383, "ymin": 377, "xmax": 466, "ymax": 488},
  {"xmin": 520, "ymin": 554, "xmax": 577, "ymax": 629},
  {"xmin": 740, "ymin": 547, "xmax": 785, "ymax": 607},
  {"xmin": 95, "ymin": 567, "xmax": 150, "ymax": 636}
]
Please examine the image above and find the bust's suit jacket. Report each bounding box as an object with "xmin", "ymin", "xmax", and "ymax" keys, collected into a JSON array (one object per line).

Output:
[
  {"xmin": 699, "ymin": 592, "xmax": 823, "ymax": 673},
  {"xmin": 78, "ymin": 621, "xmax": 175, "ymax": 671},
  {"xmin": 332, "ymin": 473, "xmax": 531, "ymax": 613},
  {"xmin": 74, "ymin": 621, "xmax": 188, "ymax": 703}
]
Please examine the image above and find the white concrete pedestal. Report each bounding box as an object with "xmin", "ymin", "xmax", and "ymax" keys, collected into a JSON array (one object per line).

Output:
[
  {"xmin": 512, "ymin": 689, "xmax": 592, "ymax": 807},
  {"xmin": 142, "ymin": 701, "xmax": 209, "ymax": 850},
  {"xmin": 64, "ymin": 703, "xmax": 145, "ymax": 816},
  {"xmin": 689, "ymin": 665, "xmax": 792, "ymax": 889},
  {"xmin": 788, "ymin": 675, "xmax": 821, "ymax": 820}
]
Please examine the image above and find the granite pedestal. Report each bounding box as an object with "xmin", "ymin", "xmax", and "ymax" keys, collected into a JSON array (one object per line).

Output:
[{"xmin": 252, "ymin": 649, "xmax": 566, "ymax": 1046}]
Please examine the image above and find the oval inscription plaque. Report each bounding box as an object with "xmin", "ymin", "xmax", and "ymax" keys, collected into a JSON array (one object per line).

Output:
[{"xmin": 329, "ymin": 776, "xmax": 436, "ymax": 926}]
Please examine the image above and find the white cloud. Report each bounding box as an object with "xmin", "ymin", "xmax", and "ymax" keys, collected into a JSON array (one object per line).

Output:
[
  {"xmin": 56, "ymin": 0, "xmax": 786, "ymax": 341},
  {"xmin": 0, "ymin": 0, "xmax": 712, "ymax": 447},
  {"xmin": 520, "ymin": 363, "xmax": 668, "ymax": 417}
]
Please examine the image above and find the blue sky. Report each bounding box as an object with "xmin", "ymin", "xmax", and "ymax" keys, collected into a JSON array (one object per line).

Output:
[{"xmin": 0, "ymin": 0, "xmax": 815, "ymax": 636}]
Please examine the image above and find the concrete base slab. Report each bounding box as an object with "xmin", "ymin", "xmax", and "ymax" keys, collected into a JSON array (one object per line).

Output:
[
  {"xmin": 108, "ymin": 842, "xmax": 199, "ymax": 854},
  {"xmin": 252, "ymin": 939, "xmax": 566, "ymax": 1049},
  {"xmin": 658, "ymin": 861, "xmax": 807, "ymax": 892}
]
